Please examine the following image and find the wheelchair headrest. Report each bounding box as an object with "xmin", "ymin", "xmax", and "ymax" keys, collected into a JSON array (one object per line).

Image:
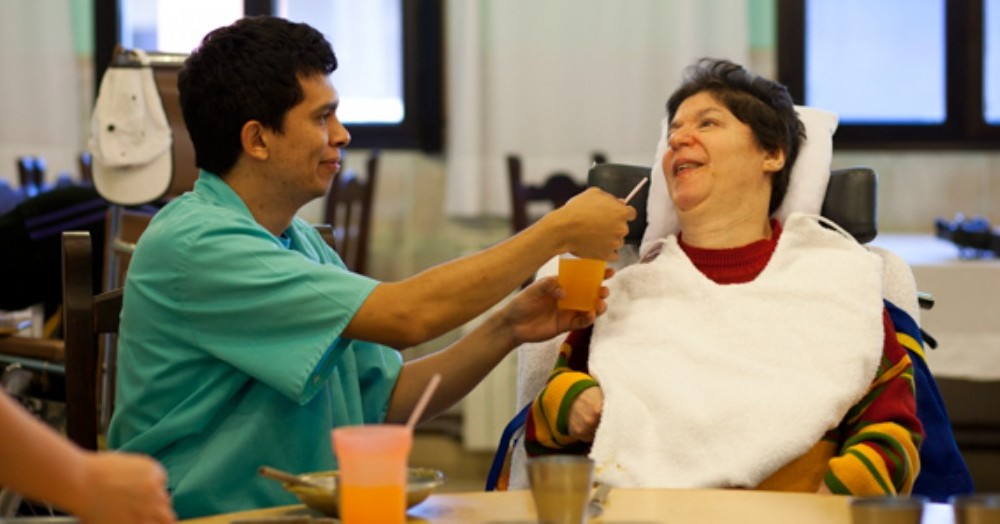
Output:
[{"xmin": 588, "ymin": 163, "xmax": 878, "ymax": 246}]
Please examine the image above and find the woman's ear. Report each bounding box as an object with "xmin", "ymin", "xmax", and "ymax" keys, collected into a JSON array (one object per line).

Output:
[
  {"xmin": 762, "ymin": 148, "xmax": 786, "ymax": 174},
  {"xmin": 241, "ymin": 121, "xmax": 269, "ymax": 161}
]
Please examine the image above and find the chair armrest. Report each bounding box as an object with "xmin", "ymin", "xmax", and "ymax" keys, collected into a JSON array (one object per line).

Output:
[{"xmin": 0, "ymin": 337, "xmax": 65, "ymax": 362}]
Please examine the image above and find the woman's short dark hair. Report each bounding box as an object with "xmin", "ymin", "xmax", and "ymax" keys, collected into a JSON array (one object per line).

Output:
[
  {"xmin": 178, "ymin": 16, "xmax": 338, "ymax": 176},
  {"xmin": 666, "ymin": 58, "xmax": 805, "ymax": 215}
]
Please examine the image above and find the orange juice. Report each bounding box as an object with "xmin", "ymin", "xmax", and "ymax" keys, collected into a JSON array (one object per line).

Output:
[
  {"xmin": 557, "ymin": 257, "xmax": 606, "ymax": 311},
  {"xmin": 339, "ymin": 484, "xmax": 406, "ymax": 524}
]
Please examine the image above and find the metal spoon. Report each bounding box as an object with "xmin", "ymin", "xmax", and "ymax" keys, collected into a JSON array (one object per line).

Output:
[
  {"xmin": 588, "ymin": 482, "xmax": 612, "ymax": 518},
  {"xmin": 258, "ymin": 465, "xmax": 328, "ymax": 491}
]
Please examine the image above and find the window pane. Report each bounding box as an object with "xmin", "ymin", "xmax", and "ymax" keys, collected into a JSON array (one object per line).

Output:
[
  {"xmin": 987, "ymin": 0, "xmax": 1000, "ymax": 125},
  {"xmin": 277, "ymin": 0, "xmax": 404, "ymax": 125},
  {"xmin": 805, "ymin": 0, "xmax": 945, "ymax": 124},
  {"xmin": 119, "ymin": 0, "xmax": 242, "ymax": 54}
]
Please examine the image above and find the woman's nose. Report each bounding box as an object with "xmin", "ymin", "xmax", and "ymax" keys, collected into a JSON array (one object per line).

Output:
[{"xmin": 667, "ymin": 128, "xmax": 691, "ymax": 150}]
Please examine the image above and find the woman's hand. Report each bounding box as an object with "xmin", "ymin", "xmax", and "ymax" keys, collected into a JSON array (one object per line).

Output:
[{"xmin": 569, "ymin": 386, "xmax": 604, "ymax": 442}]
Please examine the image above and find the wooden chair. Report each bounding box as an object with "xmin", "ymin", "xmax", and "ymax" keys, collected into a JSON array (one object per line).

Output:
[
  {"xmin": 0, "ymin": 207, "xmax": 154, "ymax": 450},
  {"xmin": 324, "ymin": 150, "xmax": 379, "ymax": 275},
  {"xmin": 61, "ymin": 231, "xmax": 121, "ymax": 451},
  {"xmin": 506, "ymin": 153, "xmax": 606, "ymax": 234}
]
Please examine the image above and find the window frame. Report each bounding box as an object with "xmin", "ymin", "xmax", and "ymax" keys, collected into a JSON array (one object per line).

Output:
[
  {"xmin": 777, "ymin": 0, "xmax": 999, "ymax": 150},
  {"xmin": 94, "ymin": 0, "xmax": 443, "ymax": 152}
]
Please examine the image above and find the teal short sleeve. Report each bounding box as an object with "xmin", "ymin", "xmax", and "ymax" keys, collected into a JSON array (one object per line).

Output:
[{"xmin": 133, "ymin": 214, "xmax": 375, "ymax": 403}]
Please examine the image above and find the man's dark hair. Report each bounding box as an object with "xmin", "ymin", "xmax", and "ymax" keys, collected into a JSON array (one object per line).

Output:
[
  {"xmin": 666, "ymin": 58, "xmax": 805, "ymax": 215},
  {"xmin": 178, "ymin": 16, "xmax": 338, "ymax": 176}
]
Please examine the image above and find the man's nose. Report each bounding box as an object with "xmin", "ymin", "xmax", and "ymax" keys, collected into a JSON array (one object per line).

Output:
[{"xmin": 330, "ymin": 121, "xmax": 351, "ymax": 148}]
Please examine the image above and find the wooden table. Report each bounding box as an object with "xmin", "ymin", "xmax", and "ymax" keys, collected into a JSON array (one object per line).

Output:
[{"xmin": 181, "ymin": 488, "xmax": 956, "ymax": 523}]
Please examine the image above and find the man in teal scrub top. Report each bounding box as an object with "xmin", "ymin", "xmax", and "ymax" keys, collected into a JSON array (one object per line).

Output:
[{"xmin": 106, "ymin": 16, "xmax": 635, "ymax": 519}]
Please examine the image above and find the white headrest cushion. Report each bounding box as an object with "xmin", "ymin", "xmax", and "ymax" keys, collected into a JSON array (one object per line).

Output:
[{"xmin": 639, "ymin": 106, "xmax": 839, "ymax": 259}]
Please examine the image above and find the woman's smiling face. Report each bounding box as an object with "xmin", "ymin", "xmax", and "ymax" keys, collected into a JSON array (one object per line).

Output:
[{"xmin": 661, "ymin": 91, "xmax": 783, "ymax": 223}]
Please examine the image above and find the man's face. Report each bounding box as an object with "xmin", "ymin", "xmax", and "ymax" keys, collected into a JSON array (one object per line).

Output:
[{"xmin": 264, "ymin": 74, "xmax": 351, "ymax": 204}]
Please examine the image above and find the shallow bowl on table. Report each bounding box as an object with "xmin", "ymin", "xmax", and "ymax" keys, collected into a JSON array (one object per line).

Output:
[{"xmin": 283, "ymin": 467, "xmax": 445, "ymax": 517}]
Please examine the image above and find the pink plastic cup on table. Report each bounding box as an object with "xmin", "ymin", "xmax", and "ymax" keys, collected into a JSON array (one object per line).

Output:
[{"xmin": 332, "ymin": 424, "xmax": 412, "ymax": 524}]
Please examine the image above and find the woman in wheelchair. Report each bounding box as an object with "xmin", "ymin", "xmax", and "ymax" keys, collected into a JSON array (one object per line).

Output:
[{"xmin": 525, "ymin": 58, "xmax": 923, "ymax": 496}]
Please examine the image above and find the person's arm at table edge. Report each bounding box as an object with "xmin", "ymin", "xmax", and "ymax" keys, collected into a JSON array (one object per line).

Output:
[{"xmin": 0, "ymin": 392, "xmax": 174, "ymax": 523}]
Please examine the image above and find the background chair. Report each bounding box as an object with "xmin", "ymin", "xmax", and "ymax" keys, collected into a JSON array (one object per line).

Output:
[
  {"xmin": 2, "ymin": 231, "xmax": 129, "ymax": 452},
  {"xmin": 61, "ymin": 231, "xmax": 121, "ymax": 451},
  {"xmin": 507, "ymin": 153, "xmax": 607, "ymax": 234},
  {"xmin": 324, "ymin": 150, "xmax": 379, "ymax": 275},
  {"xmin": 0, "ymin": 205, "xmax": 154, "ymax": 450}
]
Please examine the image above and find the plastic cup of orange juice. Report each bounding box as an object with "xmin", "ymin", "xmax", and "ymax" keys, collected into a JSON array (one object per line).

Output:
[
  {"xmin": 557, "ymin": 255, "xmax": 607, "ymax": 312},
  {"xmin": 332, "ymin": 424, "xmax": 412, "ymax": 524}
]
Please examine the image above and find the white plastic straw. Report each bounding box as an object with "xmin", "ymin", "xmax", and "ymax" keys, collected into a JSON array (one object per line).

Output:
[{"xmin": 622, "ymin": 177, "xmax": 649, "ymax": 204}]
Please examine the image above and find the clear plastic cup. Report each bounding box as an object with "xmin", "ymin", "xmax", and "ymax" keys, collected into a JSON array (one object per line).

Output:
[{"xmin": 331, "ymin": 424, "xmax": 412, "ymax": 524}]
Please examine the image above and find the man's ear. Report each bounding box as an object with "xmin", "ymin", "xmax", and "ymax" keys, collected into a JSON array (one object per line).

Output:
[
  {"xmin": 762, "ymin": 148, "xmax": 786, "ymax": 174},
  {"xmin": 241, "ymin": 121, "xmax": 269, "ymax": 161}
]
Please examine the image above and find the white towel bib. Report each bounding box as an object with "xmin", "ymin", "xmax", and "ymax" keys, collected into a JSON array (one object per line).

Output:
[{"xmin": 589, "ymin": 213, "xmax": 884, "ymax": 488}]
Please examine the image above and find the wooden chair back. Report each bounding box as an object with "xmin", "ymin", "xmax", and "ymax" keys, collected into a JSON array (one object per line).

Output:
[
  {"xmin": 61, "ymin": 231, "xmax": 122, "ymax": 451},
  {"xmin": 507, "ymin": 153, "xmax": 605, "ymax": 234},
  {"xmin": 324, "ymin": 150, "xmax": 379, "ymax": 275}
]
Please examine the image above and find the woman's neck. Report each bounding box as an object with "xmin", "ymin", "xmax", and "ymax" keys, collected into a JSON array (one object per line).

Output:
[{"xmin": 678, "ymin": 214, "xmax": 773, "ymax": 249}]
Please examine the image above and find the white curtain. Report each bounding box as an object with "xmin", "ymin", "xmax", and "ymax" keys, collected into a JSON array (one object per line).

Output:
[
  {"xmin": 444, "ymin": 0, "xmax": 751, "ymax": 217},
  {"xmin": 0, "ymin": 0, "xmax": 83, "ymax": 184}
]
